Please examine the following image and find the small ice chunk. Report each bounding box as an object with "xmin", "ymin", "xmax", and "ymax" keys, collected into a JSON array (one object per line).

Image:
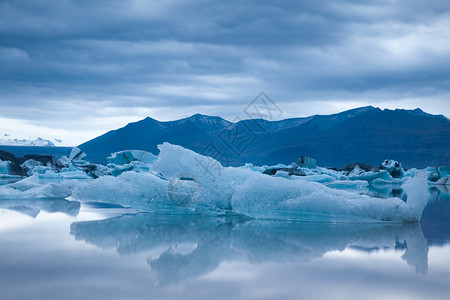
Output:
[
  {"xmin": 69, "ymin": 147, "xmax": 87, "ymax": 162},
  {"xmin": 58, "ymin": 156, "xmax": 71, "ymax": 168},
  {"xmin": 0, "ymin": 159, "xmax": 12, "ymax": 175},
  {"xmin": 380, "ymin": 159, "xmax": 405, "ymax": 178},
  {"xmin": 20, "ymin": 159, "xmax": 55, "ymax": 175},
  {"xmin": 0, "ymin": 159, "xmax": 26, "ymax": 177},
  {"xmin": 107, "ymin": 150, "xmax": 157, "ymax": 165},
  {"xmin": 295, "ymin": 156, "xmax": 317, "ymax": 169},
  {"xmin": 274, "ymin": 171, "xmax": 290, "ymax": 178},
  {"xmin": 428, "ymin": 165, "xmax": 450, "ymax": 183},
  {"xmin": 348, "ymin": 165, "xmax": 393, "ymax": 182}
]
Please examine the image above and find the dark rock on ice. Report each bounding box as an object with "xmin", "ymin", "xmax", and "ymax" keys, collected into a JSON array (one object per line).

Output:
[
  {"xmin": 20, "ymin": 155, "xmax": 62, "ymax": 171},
  {"xmin": 0, "ymin": 149, "xmax": 28, "ymax": 176},
  {"xmin": 263, "ymin": 167, "xmax": 306, "ymax": 176},
  {"xmin": 380, "ymin": 160, "xmax": 405, "ymax": 178},
  {"xmin": 295, "ymin": 156, "xmax": 317, "ymax": 169}
]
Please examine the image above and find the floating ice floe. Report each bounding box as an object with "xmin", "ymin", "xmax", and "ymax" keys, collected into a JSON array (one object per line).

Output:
[
  {"xmin": 72, "ymin": 143, "xmax": 429, "ymax": 223},
  {"xmin": 107, "ymin": 150, "xmax": 157, "ymax": 165},
  {"xmin": 0, "ymin": 143, "xmax": 436, "ymax": 222},
  {"xmin": 428, "ymin": 165, "xmax": 450, "ymax": 184},
  {"xmin": 0, "ymin": 174, "xmax": 79, "ymax": 199}
]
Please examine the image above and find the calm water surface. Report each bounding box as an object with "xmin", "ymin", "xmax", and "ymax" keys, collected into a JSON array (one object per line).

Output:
[{"xmin": 0, "ymin": 190, "xmax": 449, "ymax": 299}]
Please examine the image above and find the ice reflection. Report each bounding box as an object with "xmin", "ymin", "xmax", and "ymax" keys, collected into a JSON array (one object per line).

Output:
[
  {"xmin": 367, "ymin": 184, "xmax": 406, "ymax": 200},
  {"xmin": 71, "ymin": 213, "xmax": 429, "ymax": 285},
  {"xmin": 429, "ymin": 185, "xmax": 450, "ymax": 202},
  {"xmin": 352, "ymin": 183, "xmax": 450, "ymax": 204},
  {"xmin": 0, "ymin": 198, "xmax": 80, "ymax": 218}
]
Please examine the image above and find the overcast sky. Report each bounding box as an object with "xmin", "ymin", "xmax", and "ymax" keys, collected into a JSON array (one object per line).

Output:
[{"xmin": 1, "ymin": 0, "xmax": 449, "ymax": 145}]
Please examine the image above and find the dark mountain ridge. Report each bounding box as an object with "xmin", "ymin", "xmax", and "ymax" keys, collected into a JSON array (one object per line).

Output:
[{"xmin": 79, "ymin": 106, "xmax": 450, "ymax": 168}]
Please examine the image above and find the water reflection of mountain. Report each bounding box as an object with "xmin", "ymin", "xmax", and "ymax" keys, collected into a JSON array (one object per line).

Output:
[
  {"xmin": 0, "ymin": 198, "xmax": 80, "ymax": 218},
  {"xmin": 70, "ymin": 213, "xmax": 429, "ymax": 285}
]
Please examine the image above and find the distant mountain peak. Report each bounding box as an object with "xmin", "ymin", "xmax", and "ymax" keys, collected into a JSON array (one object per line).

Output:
[
  {"xmin": 383, "ymin": 107, "xmax": 446, "ymax": 119},
  {"xmin": 186, "ymin": 113, "xmax": 228, "ymax": 122},
  {"xmin": 342, "ymin": 105, "xmax": 379, "ymax": 114},
  {"xmin": 188, "ymin": 113, "xmax": 208, "ymax": 118},
  {"xmin": 176, "ymin": 113, "xmax": 231, "ymax": 131},
  {"xmin": 0, "ymin": 136, "xmax": 55, "ymax": 147},
  {"xmin": 354, "ymin": 105, "xmax": 376, "ymax": 111}
]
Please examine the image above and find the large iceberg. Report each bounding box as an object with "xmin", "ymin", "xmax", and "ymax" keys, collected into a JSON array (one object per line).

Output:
[
  {"xmin": 72, "ymin": 143, "xmax": 429, "ymax": 223},
  {"xmin": 0, "ymin": 142, "xmax": 432, "ymax": 223}
]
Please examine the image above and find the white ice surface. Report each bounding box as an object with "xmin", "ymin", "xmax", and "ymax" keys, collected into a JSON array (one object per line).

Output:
[
  {"xmin": 0, "ymin": 174, "xmax": 78, "ymax": 199},
  {"xmin": 72, "ymin": 143, "xmax": 429, "ymax": 222}
]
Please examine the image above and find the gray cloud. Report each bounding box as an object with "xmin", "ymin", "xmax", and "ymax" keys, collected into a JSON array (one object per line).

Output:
[{"xmin": 1, "ymin": 0, "xmax": 449, "ymax": 144}]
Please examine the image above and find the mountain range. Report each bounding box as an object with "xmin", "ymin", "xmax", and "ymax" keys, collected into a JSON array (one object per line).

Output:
[
  {"xmin": 79, "ymin": 106, "xmax": 450, "ymax": 168},
  {"xmin": 0, "ymin": 137, "xmax": 55, "ymax": 147}
]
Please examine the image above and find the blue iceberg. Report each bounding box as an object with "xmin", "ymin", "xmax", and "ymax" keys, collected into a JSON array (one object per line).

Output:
[{"xmin": 72, "ymin": 143, "xmax": 429, "ymax": 223}]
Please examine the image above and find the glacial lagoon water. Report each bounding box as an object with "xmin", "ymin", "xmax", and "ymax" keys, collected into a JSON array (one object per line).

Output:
[{"xmin": 0, "ymin": 188, "xmax": 449, "ymax": 300}]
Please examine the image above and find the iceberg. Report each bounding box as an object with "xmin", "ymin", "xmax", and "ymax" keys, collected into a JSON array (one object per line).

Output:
[
  {"xmin": 260, "ymin": 158, "xmax": 414, "ymax": 191},
  {"xmin": 1, "ymin": 142, "xmax": 431, "ymax": 223},
  {"xmin": 105, "ymin": 150, "xmax": 157, "ymax": 177},
  {"xmin": 107, "ymin": 150, "xmax": 157, "ymax": 165},
  {"xmin": 295, "ymin": 156, "xmax": 317, "ymax": 169},
  {"xmin": 20, "ymin": 156, "xmax": 92, "ymax": 180},
  {"xmin": 69, "ymin": 147, "xmax": 87, "ymax": 162},
  {"xmin": 0, "ymin": 150, "xmax": 27, "ymax": 177},
  {"xmin": 346, "ymin": 165, "xmax": 393, "ymax": 182},
  {"xmin": 428, "ymin": 165, "xmax": 450, "ymax": 183},
  {"xmin": 0, "ymin": 159, "xmax": 16, "ymax": 177},
  {"xmin": 65, "ymin": 147, "xmax": 108, "ymax": 179},
  {"xmin": 0, "ymin": 174, "xmax": 78, "ymax": 199},
  {"xmin": 72, "ymin": 171, "xmax": 170, "ymax": 212},
  {"xmin": 380, "ymin": 159, "xmax": 405, "ymax": 178},
  {"xmin": 72, "ymin": 143, "xmax": 429, "ymax": 223}
]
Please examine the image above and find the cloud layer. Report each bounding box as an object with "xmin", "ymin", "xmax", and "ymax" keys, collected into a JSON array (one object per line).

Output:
[{"xmin": 1, "ymin": 0, "xmax": 449, "ymax": 144}]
